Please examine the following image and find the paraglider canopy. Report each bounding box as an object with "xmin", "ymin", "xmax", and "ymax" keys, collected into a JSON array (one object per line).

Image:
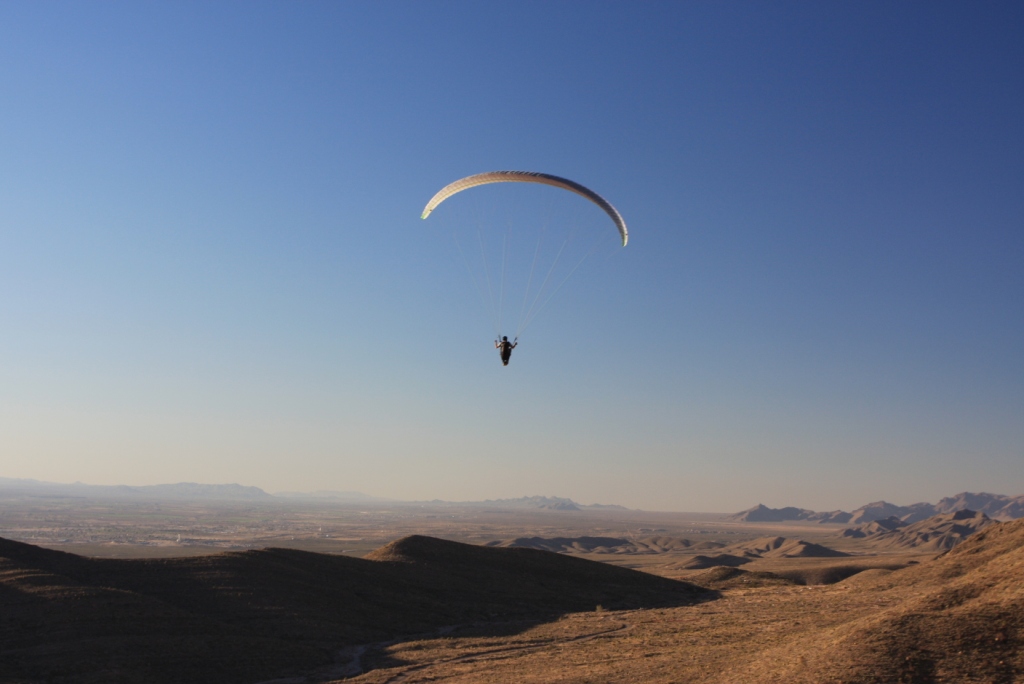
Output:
[
  {"xmin": 421, "ymin": 171, "xmax": 628, "ymax": 247},
  {"xmin": 422, "ymin": 171, "xmax": 628, "ymax": 345}
]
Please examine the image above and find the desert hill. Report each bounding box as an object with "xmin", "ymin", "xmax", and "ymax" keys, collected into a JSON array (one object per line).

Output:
[
  {"xmin": 487, "ymin": 535, "xmax": 721, "ymax": 554},
  {"xmin": 753, "ymin": 517, "xmax": 1024, "ymax": 683},
  {"xmin": 868, "ymin": 509, "xmax": 994, "ymax": 551},
  {"xmin": 678, "ymin": 553, "xmax": 752, "ymax": 569},
  {"xmin": 839, "ymin": 515, "xmax": 907, "ymax": 537},
  {"xmin": 839, "ymin": 510, "xmax": 993, "ymax": 551},
  {"xmin": 723, "ymin": 536, "xmax": 848, "ymax": 559},
  {"xmin": 488, "ymin": 535, "xmax": 635, "ymax": 553},
  {"xmin": 0, "ymin": 534, "xmax": 710, "ymax": 684},
  {"xmin": 685, "ymin": 565, "xmax": 795, "ymax": 588},
  {"xmin": 808, "ymin": 509, "xmax": 855, "ymax": 523},
  {"xmin": 665, "ymin": 536, "xmax": 847, "ymax": 570},
  {"xmin": 639, "ymin": 535, "xmax": 723, "ymax": 551}
]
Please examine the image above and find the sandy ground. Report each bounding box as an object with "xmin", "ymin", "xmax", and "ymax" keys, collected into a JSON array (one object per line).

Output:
[{"xmin": 342, "ymin": 583, "xmax": 876, "ymax": 683}]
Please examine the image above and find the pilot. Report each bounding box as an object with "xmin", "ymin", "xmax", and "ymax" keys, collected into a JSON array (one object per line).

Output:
[{"xmin": 495, "ymin": 336, "xmax": 517, "ymax": 366}]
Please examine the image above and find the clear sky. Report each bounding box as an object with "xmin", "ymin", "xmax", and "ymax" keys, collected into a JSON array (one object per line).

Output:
[{"xmin": 1, "ymin": 2, "xmax": 1021, "ymax": 512}]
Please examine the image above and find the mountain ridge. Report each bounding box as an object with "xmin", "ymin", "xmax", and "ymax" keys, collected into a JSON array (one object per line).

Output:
[{"xmin": 729, "ymin": 491, "xmax": 1024, "ymax": 524}]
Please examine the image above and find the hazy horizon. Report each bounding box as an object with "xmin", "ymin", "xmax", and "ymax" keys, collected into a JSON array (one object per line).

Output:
[
  {"xmin": 2, "ymin": 2, "xmax": 1022, "ymax": 513},
  {"xmin": 3, "ymin": 475, "xmax": 1021, "ymax": 517}
]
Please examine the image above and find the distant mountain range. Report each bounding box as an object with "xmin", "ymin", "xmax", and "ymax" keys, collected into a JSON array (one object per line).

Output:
[
  {"xmin": 729, "ymin": 492, "xmax": 1024, "ymax": 524},
  {"xmin": 273, "ymin": 490, "xmax": 391, "ymax": 502},
  {"xmin": 457, "ymin": 496, "xmax": 628, "ymax": 511},
  {"xmin": 414, "ymin": 496, "xmax": 629, "ymax": 511},
  {"xmin": 0, "ymin": 477, "xmax": 272, "ymax": 501},
  {"xmin": 0, "ymin": 479, "xmax": 622, "ymax": 510}
]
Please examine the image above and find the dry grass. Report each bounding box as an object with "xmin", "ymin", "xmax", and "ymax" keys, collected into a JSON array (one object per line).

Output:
[{"xmin": 341, "ymin": 521, "xmax": 1024, "ymax": 684}]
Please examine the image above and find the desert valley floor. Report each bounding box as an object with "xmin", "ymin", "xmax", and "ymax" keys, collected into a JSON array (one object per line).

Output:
[{"xmin": 1, "ymin": 495, "xmax": 1021, "ymax": 683}]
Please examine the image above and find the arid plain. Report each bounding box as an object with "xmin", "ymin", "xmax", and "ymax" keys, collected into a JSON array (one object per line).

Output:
[{"xmin": 1, "ymin": 487, "xmax": 1021, "ymax": 683}]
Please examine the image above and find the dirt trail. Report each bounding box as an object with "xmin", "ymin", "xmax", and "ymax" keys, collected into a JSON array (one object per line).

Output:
[
  {"xmin": 380, "ymin": 617, "xmax": 634, "ymax": 683},
  {"xmin": 253, "ymin": 616, "xmax": 632, "ymax": 684},
  {"xmin": 253, "ymin": 626, "xmax": 462, "ymax": 683}
]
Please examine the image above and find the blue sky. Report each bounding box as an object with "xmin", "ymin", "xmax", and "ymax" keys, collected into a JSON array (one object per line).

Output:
[{"xmin": 1, "ymin": 2, "xmax": 1021, "ymax": 512}]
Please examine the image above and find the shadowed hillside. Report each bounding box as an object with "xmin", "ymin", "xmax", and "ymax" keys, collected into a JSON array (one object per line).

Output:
[
  {"xmin": 0, "ymin": 534, "xmax": 711, "ymax": 684},
  {"xmin": 678, "ymin": 553, "xmax": 752, "ymax": 569}
]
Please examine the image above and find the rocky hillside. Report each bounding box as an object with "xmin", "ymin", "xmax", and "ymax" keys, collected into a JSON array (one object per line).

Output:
[{"xmin": 755, "ymin": 518, "xmax": 1024, "ymax": 683}]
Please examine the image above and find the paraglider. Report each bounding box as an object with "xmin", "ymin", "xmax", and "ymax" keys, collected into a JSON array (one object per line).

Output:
[{"xmin": 422, "ymin": 171, "xmax": 627, "ymax": 364}]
